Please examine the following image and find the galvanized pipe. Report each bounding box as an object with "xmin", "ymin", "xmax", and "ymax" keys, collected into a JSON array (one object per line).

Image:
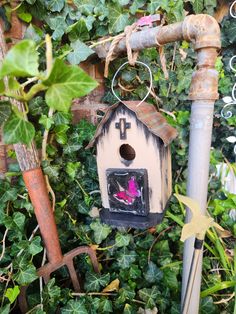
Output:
[
  {"xmin": 182, "ymin": 99, "xmax": 215, "ymax": 311},
  {"xmin": 95, "ymin": 14, "xmax": 221, "ymax": 313}
]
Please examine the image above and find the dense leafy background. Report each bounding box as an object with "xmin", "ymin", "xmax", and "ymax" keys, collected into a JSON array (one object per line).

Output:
[{"xmin": 0, "ymin": 1, "xmax": 235, "ymax": 313}]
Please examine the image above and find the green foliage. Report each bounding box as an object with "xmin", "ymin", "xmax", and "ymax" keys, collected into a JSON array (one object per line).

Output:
[
  {"xmin": 5, "ymin": 286, "xmax": 20, "ymax": 304},
  {"xmin": 0, "ymin": 40, "xmax": 39, "ymax": 78},
  {"xmin": 61, "ymin": 299, "xmax": 88, "ymax": 314},
  {"xmin": 0, "ymin": 39, "xmax": 97, "ymax": 144},
  {"xmin": 0, "ymin": 1, "xmax": 235, "ymax": 313},
  {"xmin": 84, "ymin": 272, "xmax": 110, "ymax": 292},
  {"xmin": 90, "ymin": 219, "xmax": 112, "ymax": 244},
  {"xmin": 3, "ymin": 113, "xmax": 35, "ymax": 145},
  {"xmin": 43, "ymin": 58, "xmax": 98, "ymax": 112}
]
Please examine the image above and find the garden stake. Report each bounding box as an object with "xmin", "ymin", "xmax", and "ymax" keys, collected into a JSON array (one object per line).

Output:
[
  {"xmin": 0, "ymin": 27, "xmax": 99, "ymax": 313},
  {"xmin": 95, "ymin": 14, "xmax": 221, "ymax": 313},
  {"xmin": 174, "ymin": 194, "xmax": 224, "ymax": 314}
]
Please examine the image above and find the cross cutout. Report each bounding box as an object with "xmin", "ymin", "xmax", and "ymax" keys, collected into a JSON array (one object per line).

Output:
[{"xmin": 115, "ymin": 118, "xmax": 131, "ymax": 140}]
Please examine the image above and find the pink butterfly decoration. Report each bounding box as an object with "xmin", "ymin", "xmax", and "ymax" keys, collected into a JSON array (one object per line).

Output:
[{"xmin": 113, "ymin": 176, "xmax": 141, "ymax": 205}]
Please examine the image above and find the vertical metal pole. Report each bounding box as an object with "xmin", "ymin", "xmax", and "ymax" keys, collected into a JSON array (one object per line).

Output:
[{"xmin": 181, "ymin": 100, "xmax": 215, "ymax": 313}]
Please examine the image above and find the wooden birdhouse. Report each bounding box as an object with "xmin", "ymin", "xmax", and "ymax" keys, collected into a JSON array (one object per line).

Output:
[{"xmin": 87, "ymin": 101, "xmax": 177, "ymax": 228}]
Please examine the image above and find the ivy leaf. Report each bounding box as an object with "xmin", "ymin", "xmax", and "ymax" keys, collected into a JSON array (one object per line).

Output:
[
  {"xmin": 200, "ymin": 297, "xmax": 218, "ymax": 314},
  {"xmin": 42, "ymin": 278, "xmax": 61, "ymax": 306},
  {"xmin": 118, "ymin": 288, "xmax": 136, "ymax": 303},
  {"xmin": 90, "ymin": 220, "xmax": 112, "ymax": 244},
  {"xmin": 0, "ymin": 101, "xmax": 11, "ymax": 127},
  {"xmin": 130, "ymin": 0, "xmax": 146, "ymax": 15},
  {"xmin": 66, "ymin": 19, "xmax": 90, "ymax": 42},
  {"xmin": 192, "ymin": 0, "xmax": 204, "ymax": 14},
  {"xmin": 67, "ymin": 40, "xmax": 94, "ymax": 65},
  {"xmin": 163, "ymin": 268, "xmax": 179, "ymax": 291},
  {"xmin": 117, "ymin": 248, "xmax": 137, "ymax": 269},
  {"xmin": 144, "ymin": 261, "xmax": 163, "ymax": 283},
  {"xmin": 5, "ymin": 286, "xmax": 20, "ymax": 304},
  {"xmin": 47, "ymin": 16, "xmax": 67, "ymax": 40},
  {"xmin": 138, "ymin": 286, "xmax": 160, "ymax": 309},
  {"xmin": 123, "ymin": 303, "xmax": 136, "ymax": 314},
  {"xmin": 14, "ymin": 263, "xmax": 38, "ymax": 285},
  {"xmin": 13, "ymin": 212, "xmax": 25, "ymax": 231},
  {"xmin": 0, "ymin": 40, "xmax": 39, "ymax": 78},
  {"xmin": 24, "ymin": 24, "xmax": 43, "ymax": 43},
  {"xmin": 3, "ymin": 113, "xmax": 35, "ymax": 145},
  {"xmin": 46, "ymin": 0, "xmax": 65, "ymax": 12},
  {"xmin": 29, "ymin": 236, "xmax": 43, "ymax": 256},
  {"xmin": 43, "ymin": 58, "xmax": 98, "ymax": 112},
  {"xmin": 115, "ymin": 232, "xmax": 132, "ymax": 247},
  {"xmin": 74, "ymin": 0, "xmax": 95, "ymax": 15},
  {"xmin": 61, "ymin": 300, "xmax": 88, "ymax": 314},
  {"xmin": 42, "ymin": 161, "xmax": 60, "ymax": 181},
  {"xmin": 39, "ymin": 114, "xmax": 54, "ymax": 130},
  {"xmin": 99, "ymin": 298, "xmax": 113, "ymax": 313},
  {"xmin": 108, "ymin": 4, "xmax": 130, "ymax": 34},
  {"xmin": 84, "ymin": 272, "xmax": 110, "ymax": 292},
  {"xmin": 54, "ymin": 125, "xmax": 70, "ymax": 144},
  {"xmin": 66, "ymin": 162, "xmax": 81, "ymax": 180},
  {"xmin": 147, "ymin": 0, "xmax": 169, "ymax": 14},
  {"xmin": 154, "ymin": 240, "xmax": 173, "ymax": 266},
  {"xmin": 17, "ymin": 12, "xmax": 32, "ymax": 23},
  {"xmin": 53, "ymin": 112, "xmax": 72, "ymax": 125},
  {"xmin": 0, "ymin": 187, "xmax": 18, "ymax": 203},
  {"xmin": 204, "ymin": 0, "xmax": 217, "ymax": 15},
  {"xmin": 63, "ymin": 143, "xmax": 82, "ymax": 154},
  {"xmin": 118, "ymin": 0, "xmax": 130, "ymax": 5},
  {"xmin": 0, "ymin": 304, "xmax": 10, "ymax": 314},
  {"xmin": 129, "ymin": 264, "xmax": 141, "ymax": 279}
]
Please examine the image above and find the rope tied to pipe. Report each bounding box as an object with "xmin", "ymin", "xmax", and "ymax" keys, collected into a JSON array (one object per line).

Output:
[
  {"xmin": 104, "ymin": 22, "xmax": 169, "ymax": 80},
  {"xmin": 104, "ymin": 23, "xmax": 138, "ymax": 78}
]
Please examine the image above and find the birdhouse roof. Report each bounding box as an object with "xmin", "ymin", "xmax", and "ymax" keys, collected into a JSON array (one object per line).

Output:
[{"xmin": 87, "ymin": 101, "xmax": 177, "ymax": 148}]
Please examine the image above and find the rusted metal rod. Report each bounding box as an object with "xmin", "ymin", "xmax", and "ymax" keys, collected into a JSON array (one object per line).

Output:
[{"xmin": 95, "ymin": 14, "xmax": 221, "ymax": 314}]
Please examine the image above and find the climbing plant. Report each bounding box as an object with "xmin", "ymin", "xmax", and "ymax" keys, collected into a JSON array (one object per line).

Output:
[{"xmin": 0, "ymin": 1, "xmax": 235, "ymax": 313}]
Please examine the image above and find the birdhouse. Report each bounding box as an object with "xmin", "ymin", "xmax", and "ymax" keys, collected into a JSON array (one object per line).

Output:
[{"xmin": 87, "ymin": 101, "xmax": 177, "ymax": 228}]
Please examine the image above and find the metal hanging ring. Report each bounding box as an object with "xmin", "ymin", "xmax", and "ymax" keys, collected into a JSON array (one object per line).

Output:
[
  {"xmin": 111, "ymin": 61, "xmax": 153, "ymax": 107},
  {"xmin": 230, "ymin": 1, "xmax": 236, "ymax": 18}
]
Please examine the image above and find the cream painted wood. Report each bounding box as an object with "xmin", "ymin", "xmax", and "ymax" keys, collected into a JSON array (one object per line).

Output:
[{"xmin": 96, "ymin": 108, "xmax": 172, "ymax": 214}]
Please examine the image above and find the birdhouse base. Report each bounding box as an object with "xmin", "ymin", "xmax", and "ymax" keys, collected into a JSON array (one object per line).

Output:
[{"xmin": 100, "ymin": 208, "xmax": 164, "ymax": 229}]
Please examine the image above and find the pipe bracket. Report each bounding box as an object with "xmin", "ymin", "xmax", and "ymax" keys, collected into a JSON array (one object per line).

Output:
[{"xmin": 189, "ymin": 68, "xmax": 219, "ymax": 100}]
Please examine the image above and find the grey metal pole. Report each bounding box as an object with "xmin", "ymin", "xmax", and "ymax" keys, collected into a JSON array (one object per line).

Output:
[{"xmin": 181, "ymin": 100, "xmax": 215, "ymax": 313}]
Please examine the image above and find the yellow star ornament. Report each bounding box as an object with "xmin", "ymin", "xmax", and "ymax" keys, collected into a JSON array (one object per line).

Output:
[{"xmin": 174, "ymin": 194, "xmax": 224, "ymax": 241}]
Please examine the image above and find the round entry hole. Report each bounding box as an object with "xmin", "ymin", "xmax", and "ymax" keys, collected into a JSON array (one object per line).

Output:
[{"xmin": 119, "ymin": 144, "xmax": 136, "ymax": 161}]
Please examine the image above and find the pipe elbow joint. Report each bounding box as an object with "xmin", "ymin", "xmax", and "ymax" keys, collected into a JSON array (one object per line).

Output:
[{"xmin": 182, "ymin": 14, "xmax": 221, "ymax": 51}]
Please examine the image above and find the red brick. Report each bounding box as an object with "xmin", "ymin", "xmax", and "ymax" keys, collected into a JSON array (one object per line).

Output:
[{"xmin": 4, "ymin": 12, "xmax": 24, "ymax": 40}]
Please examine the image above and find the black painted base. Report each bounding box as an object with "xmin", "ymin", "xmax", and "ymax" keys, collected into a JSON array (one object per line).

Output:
[{"xmin": 100, "ymin": 208, "xmax": 164, "ymax": 229}]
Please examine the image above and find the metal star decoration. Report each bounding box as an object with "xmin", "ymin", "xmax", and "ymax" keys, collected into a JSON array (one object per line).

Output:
[{"xmin": 174, "ymin": 194, "xmax": 224, "ymax": 241}]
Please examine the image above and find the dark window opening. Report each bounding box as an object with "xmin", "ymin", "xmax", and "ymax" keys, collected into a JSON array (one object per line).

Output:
[{"xmin": 119, "ymin": 144, "xmax": 136, "ymax": 161}]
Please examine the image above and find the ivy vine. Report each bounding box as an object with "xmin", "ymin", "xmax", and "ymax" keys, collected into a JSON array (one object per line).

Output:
[{"xmin": 0, "ymin": 1, "xmax": 235, "ymax": 313}]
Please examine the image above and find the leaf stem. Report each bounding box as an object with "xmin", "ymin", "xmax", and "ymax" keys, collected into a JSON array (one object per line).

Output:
[
  {"xmin": 72, "ymin": 292, "xmax": 117, "ymax": 296},
  {"xmin": 75, "ymin": 179, "xmax": 89, "ymax": 197},
  {"xmin": 89, "ymin": 36, "xmax": 117, "ymax": 48},
  {"xmin": 45, "ymin": 34, "xmax": 53, "ymax": 76},
  {"xmin": 20, "ymin": 77, "xmax": 38, "ymax": 89}
]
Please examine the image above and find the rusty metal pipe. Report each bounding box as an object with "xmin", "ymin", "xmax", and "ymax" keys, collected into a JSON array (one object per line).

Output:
[
  {"xmin": 95, "ymin": 14, "xmax": 221, "ymax": 314},
  {"xmin": 94, "ymin": 14, "xmax": 220, "ymax": 58},
  {"xmin": 23, "ymin": 168, "xmax": 63, "ymax": 264}
]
